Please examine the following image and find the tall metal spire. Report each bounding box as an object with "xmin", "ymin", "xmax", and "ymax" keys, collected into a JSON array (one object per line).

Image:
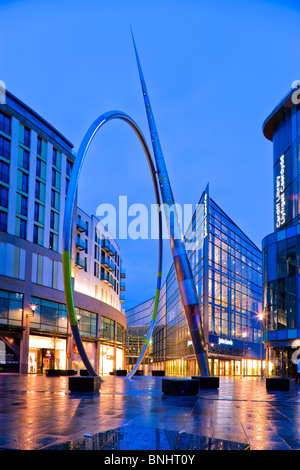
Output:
[{"xmin": 131, "ymin": 30, "xmax": 210, "ymax": 376}]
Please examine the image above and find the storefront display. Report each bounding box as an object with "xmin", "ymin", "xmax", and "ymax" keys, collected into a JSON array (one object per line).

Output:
[{"xmin": 28, "ymin": 335, "xmax": 66, "ymax": 373}]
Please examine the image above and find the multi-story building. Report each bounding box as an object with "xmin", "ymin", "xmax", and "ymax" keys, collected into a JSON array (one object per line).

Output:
[
  {"xmin": 126, "ymin": 185, "xmax": 263, "ymax": 376},
  {"xmin": 0, "ymin": 89, "xmax": 126, "ymax": 375},
  {"xmin": 262, "ymin": 82, "xmax": 300, "ymax": 378}
]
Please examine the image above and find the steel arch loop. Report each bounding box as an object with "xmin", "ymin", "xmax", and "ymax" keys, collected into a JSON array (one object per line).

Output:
[{"xmin": 62, "ymin": 110, "xmax": 163, "ymax": 378}]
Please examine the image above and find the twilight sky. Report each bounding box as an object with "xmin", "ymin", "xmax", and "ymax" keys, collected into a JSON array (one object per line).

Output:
[{"xmin": 1, "ymin": 0, "xmax": 300, "ymax": 308}]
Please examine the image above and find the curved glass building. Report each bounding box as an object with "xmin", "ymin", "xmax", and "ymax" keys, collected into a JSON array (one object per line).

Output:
[{"xmin": 263, "ymin": 82, "xmax": 300, "ymax": 377}]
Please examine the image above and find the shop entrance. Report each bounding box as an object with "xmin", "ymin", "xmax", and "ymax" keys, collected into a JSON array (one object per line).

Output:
[
  {"xmin": 217, "ymin": 359, "xmax": 242, "ymax": 376},
  {"xmin": 29, "ymin": 348, "xmax": 55, "ymax": 373},
  {"xmin": 28, "ymin": 335, "xmax": 66, "ymax": 373}
]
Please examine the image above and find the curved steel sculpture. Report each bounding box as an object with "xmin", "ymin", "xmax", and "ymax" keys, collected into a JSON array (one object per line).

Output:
[
  {"xmin": 63, "ymin": 111, "xmax": 163, "ymax": 377},
  {"xmin": 131, "ymin": 32, "xmax": 210, "ymax": 376}
]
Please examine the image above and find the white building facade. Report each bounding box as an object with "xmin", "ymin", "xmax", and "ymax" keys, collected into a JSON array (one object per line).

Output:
[{"xmin": 0, "ymin": 90, "xmax": 126, "ymax": 375}]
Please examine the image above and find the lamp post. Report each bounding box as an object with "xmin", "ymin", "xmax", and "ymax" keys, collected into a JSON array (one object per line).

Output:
[{"xmin": 242, "ymin": 331, "xmax": 247, "ymax": 376}]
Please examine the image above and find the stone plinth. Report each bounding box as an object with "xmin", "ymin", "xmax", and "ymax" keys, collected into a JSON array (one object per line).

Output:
[{"xmin": 69, "ymin": 376, "xmax": 101, "ymax": 393}]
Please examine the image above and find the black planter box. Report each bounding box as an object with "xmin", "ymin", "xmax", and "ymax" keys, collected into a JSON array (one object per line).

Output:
[
  {"xmin": 80, "ymin": 369, "xmax": 89, "ymax": 376},
  {"xmin": 152, "ymin": 370, "xmax": 165, "ymax": 376},
  {"xmin": 134, "ymin": 370, "xmax": 144, "ymax": 376},
  {"xmin": 191, "ymin": 376, "xmax": 219, "ymax": 389},
  {"xmin": 116, "ymin": 370, "xmax": 127, "ymax": 376},
  {"xmin": 46, "ymin": 369, "xmax": 77, "ymax": 377},
  {"xmin": 266, "ymin": 378, "xmax": 290, "ymax": 391},
  {"xmin": 69, "ymin": 376, "xmax": 101, "ymax": 393},
  {"xmin": 162, "ymin": 378, "xmax": 198, "ymax": 396}
]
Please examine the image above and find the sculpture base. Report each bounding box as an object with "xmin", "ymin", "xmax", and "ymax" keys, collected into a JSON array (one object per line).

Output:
[
  {"xmin": 69, "ymin": 376, "xmax": 101, "ymax": 393},
  {"xmin": 162, "ymin": 378, "xmax": 198, "ymax": 396},
  {"xmin": 191, "ymin": 376, "xmax": 219, "ymax": 389},
  {"xmin": 152, "ymin": 370, "xmax": 165, "ymax": 376},
  {"xmin": 266, "ymin": 378, "xmax": 290, "ymax": 391},
  {"xmin": 46, "ymin": 369, "xmax": 77, "ymax": 377}
]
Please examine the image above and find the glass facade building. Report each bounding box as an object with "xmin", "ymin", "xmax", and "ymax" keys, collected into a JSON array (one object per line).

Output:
[
  {"xmin": 126, "ymin": 185, "xmax": 263, "ymax": 376},
  {"xmin": 263, "ymin": 83, "xmax": 300, "ymax": 377}
]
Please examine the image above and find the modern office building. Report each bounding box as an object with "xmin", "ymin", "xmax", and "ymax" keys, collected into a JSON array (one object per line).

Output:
[
  {"xmin": 126, "ymin": 185, "xmax": 263, "ymax": 376},
  {"xmin": 0, "ymin": 89, "xmax": 126, "ymax": 375},
  {"xmin": 262, "ymin": 82, "xmax": 300, "ymax": 377}
]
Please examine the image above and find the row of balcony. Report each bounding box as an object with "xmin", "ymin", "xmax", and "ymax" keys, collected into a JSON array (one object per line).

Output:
[
  {"xmin": 100, "ymin": 272, "xmax": 116, "ymax": 288},
  {"xmin": 76, "ymin": 217, "xmax": 87, "ymax": 233},
  {"xmin": 102, "ymin": 238, "xmax": 116, "ymax": 257}
]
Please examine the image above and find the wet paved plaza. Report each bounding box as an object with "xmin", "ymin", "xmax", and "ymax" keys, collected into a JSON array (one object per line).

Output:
[{"xmin": 1, "ymin": 374, "xmax": 300, "ymax": 451}]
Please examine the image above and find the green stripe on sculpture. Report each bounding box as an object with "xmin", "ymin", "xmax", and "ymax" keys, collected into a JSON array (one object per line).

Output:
[{"xmin": 62, "ymin": 251, "xmax": 77, "ymax": 327}]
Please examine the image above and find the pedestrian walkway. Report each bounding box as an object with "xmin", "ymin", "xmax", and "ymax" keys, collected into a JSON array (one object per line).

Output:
[{"xmin": 0, "ymin": 374, "xmax": 300, "ymax": 450}]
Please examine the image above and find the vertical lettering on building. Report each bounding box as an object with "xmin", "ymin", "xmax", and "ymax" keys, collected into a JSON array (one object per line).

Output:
[{"xmin": 275, "ymin": 154, "xmax": 286, "ymax": 229}]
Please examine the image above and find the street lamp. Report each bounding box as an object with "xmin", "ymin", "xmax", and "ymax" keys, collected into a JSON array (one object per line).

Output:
[{"xmin": 27, "ymin": 303, "xmax": 36, "ymax": 318}]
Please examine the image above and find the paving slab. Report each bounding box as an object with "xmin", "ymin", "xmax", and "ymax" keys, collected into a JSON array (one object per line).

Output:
[{"xmin": 0, "ymin": 374, "xmax": 300, "ymax": 450}]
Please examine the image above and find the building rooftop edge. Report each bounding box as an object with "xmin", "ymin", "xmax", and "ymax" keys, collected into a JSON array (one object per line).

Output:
[
  {"xmin": 3, "ymin": 89, "xmax": 74, "ymax": 152},
  {"xmin": 262, "ymin": 84, "xmax": 300, "ymax": 142}
]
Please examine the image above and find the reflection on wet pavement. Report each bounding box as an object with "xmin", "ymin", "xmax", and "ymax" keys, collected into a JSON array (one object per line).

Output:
[
  {"xmin": 42, "ymin": 423, "xmax": 249, "ymax": 450},
  {"xmin": 0, "ymin": 374, "xmax": 300, "ymax": 450}
]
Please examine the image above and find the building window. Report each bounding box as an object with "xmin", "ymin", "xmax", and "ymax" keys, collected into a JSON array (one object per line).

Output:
[
  {"xmin": 0, "ymin": 210, "xmax": 7, "ymax": 232},
  {"xmin": 0, "ymin": 112, "xmax": 11, "ymax": 135},
  {"xmin": 37, "ymin": 136, "xmax": 42, "ymax": 156},
  {"xmin": 51, "ymin": 189, "xmax": 60, "ymax": 210},
  {"xmin": 52, "ymin": 148, "xmax": 58, "ymax": 166},
  {"xmin": 23, "ymin": 127, "xmax": 30, "ymax": 147},
  {"xmin": 34, "ymin": 202, "xmax": 39, "ymax": 222},
  {"xmin": 0, "ymin": 185, "xmax": 8, "ymax": 208},
  {"xmin": 23, "ymin": 150, "xmax": 29, "ymax": 170},
  {"xmin": 50, "ymin": 210, "xmax": 59, "ymax": 231},
  {"xmin": 20, "ymin": 195, "xmax": 27, "ymax": 216},
  {"xmin": 0, "ymin": 160, "xmax": 9, "ymax": 184},
  {"xmin": 19, "ymin": 219, "xmax": 27, "ymax": 239},
  {"xmin": 52, "ymin": 168, "xmax": 60, "ymax": 189},
  {"xmin": 100, "ymin": 316, "xmax": 115, "ymax": 340},
  {"xmin": 94, "ymin": 262, "xmax": 99, "ymax": 278},
  {"xmin": 35, "ymin": 180, "xmax": 45, "ymax": 201},
  {"xmin": 116, "ymin": 323, "xmax": 124, "ymax": 343},
  {"xmin": 49, "ymin": 231, "xmax": 58, "ymax": 251},
  {"xmin": 36, "ymin": 158, "xmax": 41, "ymax": 178},
  {"xmin": 0, "ymin": 136, "xmax": 10, "ymax": 160},
  {"xmin": 22, "ymin": 173, "xmax": 28, "ymax": 193},
  {"xmin": 66, "ymin": 159, "xmax": 73, "ymax": 177},
  {"xmin": 33, "ymin": 225, "xmax": 43, "ymax": 245}
]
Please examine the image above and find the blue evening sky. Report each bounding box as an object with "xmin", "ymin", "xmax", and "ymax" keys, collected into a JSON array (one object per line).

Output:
[{"xmin": 1, "ymin": 0, "xmax": 300, "ymax": 309}]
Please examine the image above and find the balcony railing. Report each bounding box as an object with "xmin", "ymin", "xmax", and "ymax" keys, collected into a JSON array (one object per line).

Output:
[
  {"xmin": 100, "ymin": 272, "xmax": 115, "ymax": 288},
  {"xmin": 120, "ymin": 268, "xmax": 126, "ymax": 278},
  {"xmin": 76, "ymin": 217, "xmax": 87, "ymax": 233},
  {"xmin": 102, "ymin": 239, "xmax": 115, "ymax": 257},
  {"xmin": 120, "ymin": 281, "xmax": 125, "ymax": 291},
  {"xmin": 120, "ymin": 294, "xmax": 125, "ymax": 303},
  {"xmin": 76, "ymin": 236, "xmax": 86, "ymax": 251},
  {"xmin": 101, "ymin": 255, "xmax": 115, "ymax": 272},
  {"xmin": 75, "ymin": 255, "xmax": 85, "ymax": 269}
]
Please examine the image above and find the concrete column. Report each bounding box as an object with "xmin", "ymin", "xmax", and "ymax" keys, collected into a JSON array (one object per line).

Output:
[
  {"xmin": 19, "ymin": 292, "xmax": 31, "ymax": 374},
  {"xmin": 95, "ymin": 341, "xmax": 100, "ymax": 375}
]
